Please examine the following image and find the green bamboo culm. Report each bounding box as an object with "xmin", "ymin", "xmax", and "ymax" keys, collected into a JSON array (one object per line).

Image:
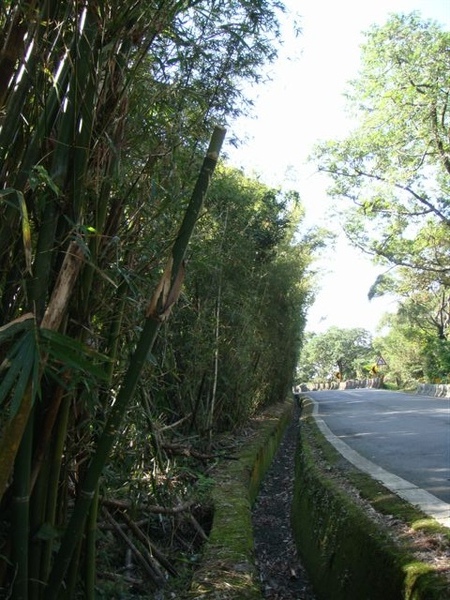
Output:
[
  {"xmin": 44, "ymin": 125, "xmax": 227, "ymax": 599},
  {"xmin": 11, "ymin": 416, "xmax": 33, "ymax": 600},
  {"xmin": 84, "ymin": 484, "xmax": 100, "ymax": 600}
]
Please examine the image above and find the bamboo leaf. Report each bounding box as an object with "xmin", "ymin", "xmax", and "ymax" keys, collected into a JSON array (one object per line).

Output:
[
  {"xmin": 0, "ymin": 333, "xmax": 32, "ymax": 405},
  {"xmin": 0, "ymin": 188, "xmax": 32, "ymax": 274},
  {"xmin": 9, "ymin": 333, "xmax": 37, "ymax": 417},
  {"xmin": 0, "ymin": 329, "xmax": 38, "ymax": 417},
  {"xmin": 29, "ymin": 165, "xmax": 61, "ymax": 197},
  {"xmin": 0, "ymin": 313, "xmax": 35, "ymax": 345},
  {"xmin": 0, "ymin": 359, "xmax": 23, "ymax": 406},
  {"xmin": 40, "ymin": 329, "xmax": 110, "ymax": 381},
  {"xmin": 16, "ymin": 190, "xmax": 32, "ymax": 274}
]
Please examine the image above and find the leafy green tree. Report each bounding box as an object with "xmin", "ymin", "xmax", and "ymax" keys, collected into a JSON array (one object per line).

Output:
[
  {"xmin": 297, "ymin": 326, "xmax": 374, "ymax": 382},
  {"xmin": 313, "ymin": 13, "xmax": 450, "ymax": 276},
  {"xmin": 311, "ymin": 12, "xmax": 450, "ymax": 385},
  {"xmin": 374, "ymin": 312, "xmax": 428, "ymax": 385},
  {"xmin": 369, "ymin": 248, "xmax": 450, "ymax": 380},
  {"xmin": 373, "ymin": 294, "xmax": 450, "ymax": 384},
  {"xmin": 150, "ymin": 166, "xmax": 318, "ymax": 433},
  {"xmin": 370, "ymin": 267, "xmax": 450, "ymax": 341}
]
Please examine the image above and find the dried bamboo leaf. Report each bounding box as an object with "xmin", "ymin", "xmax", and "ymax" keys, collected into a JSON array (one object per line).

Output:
[
  {"xmin": 146, "ymin": 258, "xmax": 185, "ymax": 321},
  {"xmin": 146, "ymin": 257, "xmax": 172, "ymax": 320},
  {"xmin": 161, "ymin": 260, "xmax": 185, "ymax": 320}
]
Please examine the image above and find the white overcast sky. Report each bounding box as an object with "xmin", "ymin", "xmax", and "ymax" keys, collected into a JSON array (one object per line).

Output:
[{"xmin": 225, "ymin": 0, "xmax": 450, "ymax": 334}]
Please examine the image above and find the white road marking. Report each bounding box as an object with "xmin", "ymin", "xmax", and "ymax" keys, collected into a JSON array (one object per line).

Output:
[{"xmin": 310, "ymin": 399, "xmax": 450, "ymax": 529}]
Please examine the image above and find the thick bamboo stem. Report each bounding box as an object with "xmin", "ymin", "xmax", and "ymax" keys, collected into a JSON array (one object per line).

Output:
[
  {"xmin": 11, "ymin": 416, "xmax": 33, "ymax": 600},
  {"xmin": 85, "ymin": 485, "xmax": 100, "ymax": 600},
  {"xmin": 40, "ymin": 393, "xmax": 71, "ymax": 586}
]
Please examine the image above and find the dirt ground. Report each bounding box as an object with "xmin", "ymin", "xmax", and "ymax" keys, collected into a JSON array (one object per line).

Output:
[{"xmin": 252, "ymin": 406, "xmax": 317, "ymax": 600}]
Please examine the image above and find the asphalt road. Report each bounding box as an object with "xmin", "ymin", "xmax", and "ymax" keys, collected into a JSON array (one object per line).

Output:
[{"xmin": 310, "ymin": 388, "xmax": 450, "ymax": 509}]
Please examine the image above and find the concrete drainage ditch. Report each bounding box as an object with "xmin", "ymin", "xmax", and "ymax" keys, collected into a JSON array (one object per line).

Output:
[{"xmin": 188, "ymin": 398, "xmax": 449, "ymax": 599}]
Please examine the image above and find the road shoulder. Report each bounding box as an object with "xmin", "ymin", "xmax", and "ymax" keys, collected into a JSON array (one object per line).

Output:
[
  {"xmin": 310, "ymin": 396, "xmax": 450, "ymax": 529},
  {"xmin": 292, "ymin": 396, "xmax": 450, "ymax": 599}
]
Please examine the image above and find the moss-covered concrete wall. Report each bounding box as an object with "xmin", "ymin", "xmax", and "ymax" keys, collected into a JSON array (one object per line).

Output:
[
  {"xmin": 291, "ymin": 400, "xmax": 450, "ymax": 600},
  {"xmin": 188, "ymin": 401, "xmax": 293, "ymax": 599}
]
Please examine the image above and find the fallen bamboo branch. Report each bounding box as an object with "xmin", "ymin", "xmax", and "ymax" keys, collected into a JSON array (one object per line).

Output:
[
  {"xmin": 102, "ymin": 508, "xmax": 166, "ymax": 587},
  {"xmin": 100, "ymin": 496, "xmax": 194, "ymax": 515},
  {"xmin": 162, "ymin": 442, "xmax": 221, "ymax": 461},
  {"xmin": 188, "ymin": 512, "xmax": 208, "ymax": 542},
  {"xmin": 120, "ymin": 511, "xmax": 178, "ymax": 577}
]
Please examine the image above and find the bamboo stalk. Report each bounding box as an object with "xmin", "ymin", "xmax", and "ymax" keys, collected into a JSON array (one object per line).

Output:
[
  {"xmin": 85, "ymin": 485, "xmax": 100, "ymax": 600},
  {"xmin": 207, "ymin": 208, "xmax": 228, "ymax": 444},
  {"xmin": 29, "ymin": 381, "xmax": 67, "ymax": 492},
  {"xmin": 72, "ymin": 10, "xmax": 98, "ymax": 213},
  {"xmin": 0, "ymin": 3, "xmax": 69, "ymax": 268},
  {"xmin": 0, "ymin": 384, "xmax": 33, "ymax": 502},
  {"xmin": 64, "ymin": 537, "xmax": 83, "ymax": 600},
  {"xmin": 39, "ymin": 393, "xmax": 71, "ymax": 586},
  {"xmin": 26, "ymin": 196, "xmax": 60, "ymax": 320},
  {"xmin": 40, "ymin": 242, "xmax": 85, "ymax": 330},
  {"xmin": 188, "ymin": 512, "xmax": 208, "ymax": 542},
  {"xmin": 11, "ymin": 415, "xmax": 33, "ymax": 600},
  {"xmin": 29, "ymin": 455, "xmax": 51, "ymax": 600},
  {"xmin": 44, "ymin": 125, "xmax": 226, "ymax": 599}
]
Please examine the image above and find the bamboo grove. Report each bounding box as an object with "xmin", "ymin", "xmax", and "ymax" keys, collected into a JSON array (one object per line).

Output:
[{"xmin": 0, "ymin": 2, "xmax": 317, "ymax": 597}]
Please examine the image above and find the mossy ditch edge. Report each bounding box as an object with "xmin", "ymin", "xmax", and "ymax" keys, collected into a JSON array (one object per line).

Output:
[
  {"xmin": 188, "ymin": 401, "xmax": 293, "ymax": 599},
  {"xmin": 291, "ymin": 397, "xmax": 450, "ymax": 600}
]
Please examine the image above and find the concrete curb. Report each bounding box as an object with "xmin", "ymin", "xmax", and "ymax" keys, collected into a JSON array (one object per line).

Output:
[
  {"xmin": 416, "ymin": 383, "xmax": 450, "ymax": 398},
  {"xmin": 291, "ymin": 398, "xmax": 450, "ymax": 600},
  {"xmin": 310, "ymin": 398, "xmax": 450, "ymax": 529},
  {"xmin": 188, "ymin": 402, "xmax": 293, "ymax": 599}
]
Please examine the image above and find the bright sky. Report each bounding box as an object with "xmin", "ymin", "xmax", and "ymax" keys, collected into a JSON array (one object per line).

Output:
[{"xmin": 225, "ymin": 0, "xmax": 450, "ymax": 335}]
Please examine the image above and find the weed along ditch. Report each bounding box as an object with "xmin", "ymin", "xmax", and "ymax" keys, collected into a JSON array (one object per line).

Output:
[{"xmin": 189, "ymin": 398, "xmax": 450, "ymax": 600}]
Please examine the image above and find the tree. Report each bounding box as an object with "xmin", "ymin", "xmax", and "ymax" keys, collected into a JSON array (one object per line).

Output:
[
  {"xmin": 297, "ymin": 327, "xmax": 373, "ymax": 382},
  {"xmin": 374, "ymin": 312, "xmax": 428, "ymax": 386},
  {"xmin": 370, "ymin": 263, "xmax": 450, "ymax": 341},
  {"xmin": 373, "ymin": 293, "xmax": 450, "ymax": 385},
  {"xmin": 368, "ymin": 233, "xmax": 450, "ymax": 381},
  {"xmin": 312, "ymin": 13, "xmax": 450, "ymax": 277},
  {"xmin": 151, "ymin": 166, "xmax": 318, "ymax": 433},
  {"xmin": 311, "ymin": 12, "xmax": 450, "ymax": 384}
]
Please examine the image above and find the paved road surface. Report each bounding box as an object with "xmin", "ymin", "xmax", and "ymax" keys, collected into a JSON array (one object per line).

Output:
[{"xmin": 309, "ymin": 388, "xmax": 450, "ymax": 527}]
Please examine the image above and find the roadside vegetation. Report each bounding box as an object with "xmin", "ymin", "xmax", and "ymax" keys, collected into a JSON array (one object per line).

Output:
[
  {"xmin": 1, "ymin": 3, "xmax": 449, "ymax": 599},
  {"xmin": 0, "ymin": 2, "xmax": 321, "ymax": 598}
]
